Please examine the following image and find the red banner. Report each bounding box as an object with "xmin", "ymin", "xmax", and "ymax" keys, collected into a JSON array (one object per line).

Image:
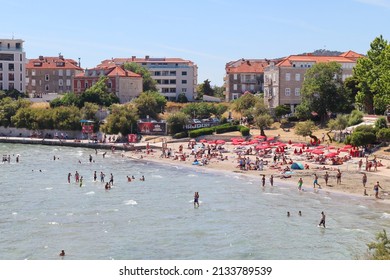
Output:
[
  {"xmin": 82, "ymin": 124, "xmax": 94, "ymax": 134},
  {"xmin": 128, "ymin": 134, "xmax": 137, "ymax": 143}
]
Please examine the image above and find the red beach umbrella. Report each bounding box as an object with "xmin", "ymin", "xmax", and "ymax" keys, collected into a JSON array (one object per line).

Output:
[
  {"xmin": 216, "ymin": 140, "xmax": 225, "ymax": 145},
  {"xmin": 311, "ymin": 149, "xmax": 324, "ymax": 155}
]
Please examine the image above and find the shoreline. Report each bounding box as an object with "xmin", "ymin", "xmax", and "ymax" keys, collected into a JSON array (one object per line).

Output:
[
  {"xmin": 2, "ymin": 135, "xmax": 390, "ymax": 204},
  {"xmin": 124, "ymin": 140, "xmax": 390, "ymax": 205}
]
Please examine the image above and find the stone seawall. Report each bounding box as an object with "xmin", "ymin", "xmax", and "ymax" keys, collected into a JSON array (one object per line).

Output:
[{"xmin": 0, "ymin": 137, "xmax": 155, "ymax": 151}]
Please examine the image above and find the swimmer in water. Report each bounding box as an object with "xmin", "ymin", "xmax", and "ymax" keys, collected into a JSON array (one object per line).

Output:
[
  {"xmin": 318, "ymin": 211, "xmax": 326, "ymax": 228},
  {"xmin": 59, "ymin": 250, "xmax": 65, "ymax": 257},
  {"xmin": 194, "ymin": 192, "xmax": 199, "ymax": 208}
]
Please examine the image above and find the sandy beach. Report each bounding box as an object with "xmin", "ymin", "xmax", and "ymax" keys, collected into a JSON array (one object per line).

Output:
[{"xmin": 125, "ymin": 131, "xmax": 390, "ymax": 204}]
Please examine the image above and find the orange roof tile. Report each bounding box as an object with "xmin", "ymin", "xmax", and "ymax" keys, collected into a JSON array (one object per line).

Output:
[
  {"xmin": 276, "ymin": 54, "xmax": 358, "ymax": 67},
  {"xmin": 99, "ymin": 57, "xmax": 195, "ymax": 67},
  {"xmin": 226, "ymin": 59, "xmax": 269, "ymax": 73},
  {"xmin": 26, "ymin": 56, "xmax": 82, "ymax": 70}
]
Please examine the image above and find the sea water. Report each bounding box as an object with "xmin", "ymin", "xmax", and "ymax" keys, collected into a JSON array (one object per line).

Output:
[{"xmin": 0, "ymin": 143, "xmax": 389, "ymax": 260}]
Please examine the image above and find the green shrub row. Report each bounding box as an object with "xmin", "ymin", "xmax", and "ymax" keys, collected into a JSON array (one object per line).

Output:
[
  {"xmin": 188, "ymin": 124, "xmax": 250, "ymax": 138},
  {"xmin": 172, "ymin": 131, "xmax": 188, "ymax": 139}
]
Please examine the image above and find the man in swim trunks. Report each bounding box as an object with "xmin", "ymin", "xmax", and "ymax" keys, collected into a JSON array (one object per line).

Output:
[
  {"xmin": 319, "ymin": 211, "xmax": 326, "ymax": 228},
  {"xmin": 313, "ymin": 173, "xmax": 321, "ymax": 189},
  {"xmin": 373, "ymin": 181, "xmax": 383, "ymax": 199},
  {"xmin": 194, "ymin": 192, "xmax": 199, "ymax": 208},
  {"xmin": 298, "ymin": 178, "xmax": 303, "ymax": 191}
]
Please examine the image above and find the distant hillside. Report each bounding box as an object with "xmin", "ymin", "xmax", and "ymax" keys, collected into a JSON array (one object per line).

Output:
[{"xmin": 299, "ymin": 49, "xmax": 343, "ymax": 56}]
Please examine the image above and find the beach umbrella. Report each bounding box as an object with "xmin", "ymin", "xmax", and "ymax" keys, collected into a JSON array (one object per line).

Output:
[
  {"xmin": 316, "ymin": 145, "xmax": 326, "ymax": 149},
  {"xmin": 278, "ymin": 142, "xmax": 287, "ymax": 147},
  {"xmin": 216, "ymin": 140, "xmax": 225, "ymax": 145},
  {"xmin": 327, "ymin": 146, "xmax": 336, "ymax": 150},
  {"xmin": 231, "ymin": 138, "xmax": 245, "ymax": 142},
  {"xmin": 325, "ymin": 152, "xmax": 338, "ymax": 158},
  {"xmin": 267, "ymin": 137, "xmax": 275, "ymax": 142},
  {"xmin": 292, "ymin": 143, "xmax": 305, "ymax": 147},
  {"xmin": 343, "ymin": 145, "xmax": 353, "ymax": 149},
  {"xmin": 311, "ymin": 149, "xmax": 324, "ymax": 155},
  {"xmin": 255, "ymin": 135, "xmax": 266, "ymax": 139},
  {"xmin": 208, "ymin": 140, "xmax": 216, "ymax": 144},
  {"xmin": 255, "ymin": 144, "xmax": 269, "ymax": 150},
  {"xmin": 199, "ymin": 139, "xmax": 208, "ymax": 143},
  {"xmin": 249, "ymin": 139, "xmax": 259, "ymax": 144}
]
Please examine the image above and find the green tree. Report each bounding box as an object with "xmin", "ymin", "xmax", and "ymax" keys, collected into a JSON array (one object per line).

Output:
[
  {"xmin": 327, "ymin": 114, "xmax": 349, "ymax": 142},
  {"xmin": 0, "ymin": 97, "xmax": 31, "ymax": 127},
  {"xmin": 376, "ymin": 128, "xmax": 390, "ymax": 142},
  {"xmin": 300, "ymin": 61, "xmax": 349, "ymax": 124},
  {"xmin": 214, "ymin": 103, "xmax": 228, "ymax": 118},
  {"xmin": 196, "ymin": 79, "xmax": 214, "ymax": 99},
  {"xmin": 212, "ymin": 85, "xmax": 225, "ymax": 99},
  {"xmin": 80, "ymin": 102, "xmax": 99, "ymax": 122},
  {"xmin": 177, "ymin": 93, "xmax": 188, "ymax": 103},
  {"xmin": 295, "ymin": 120, "xmax": 318, "ymax": 140},
  {"xmin": 0, "ymin": 89, "xmax": 27, "ymax": 100},
  {"xmin": 232, "ymin": 93, "xmax": 258, "ymax": 116},
  {"xmin": 50, "ymin": 92, "xmax": 81, "ymax": 108},
  {"xmin": 81, "ymin": 76, "xmax": 119, "ymax": 107},
  {"xmin": 166, "ymin": 112, "xmax": 188, "ymax": 134},
  {"xmin": 101, "ymin": 104, "xmax": 139, "ymax": 135},
  {"xmin": 347, "ymin": 110, "xmax": 364, "ymax": 126},
  {"xmin": 253, "ymin": 114, "xmax": 273, "ymax": 137},
  {"xmin": 375, "ymin": 117, "xmax": 388, "ymax": 130},
  {"xmin": 123, "ymin": 62, "xmax": 157, "ymax": 92},
  {"xmin": 354, "ymin": 35, "xmax": 390, "ymax": 114},
  {"xmin": 275, "ymin": 105, "xmax": 291, "ymax": 121},
  {"xmin": 181, "ymin": 102, "xmax": 216, "ymax": 119},
  {"xmin": 367, "ymin": 230, "xmax": 390, "ymax": 260},
  {"xmin": 133, "ymin": 91, "xmax": 166, "ymax": 120}
]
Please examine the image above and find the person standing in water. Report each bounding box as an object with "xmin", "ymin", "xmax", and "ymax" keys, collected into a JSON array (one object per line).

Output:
[
  {"xmin": 93, "ymin": 171, "xmax": 97, "ymax": 182},
  {"xmin": 298, "ymin": 178, "xmax": 303, "ymax": 191},
  {"xmin": 261, "ymin": 175, "xmax": 266, "ymax": 187},
  {"xmin": 67, "ymin": 173, "xmax": 72, "ymax": 184},
  {"xmin": 194, "ymin": 192, "xmax": 199, "ymax": 208},
  {"xmin": 318, "ymin": 211, "xmax": 326, "ymax": 228},
  {"xmin": 269, "ymin": 175, "xmax": 274, "ymax": 187},
  {"xmin": 324, "ymin": 171, "xmax": 329, "ymax": 186},
  {"xmin": 79, "ymin": 176, "xmax": 83, "ymax": 187}
]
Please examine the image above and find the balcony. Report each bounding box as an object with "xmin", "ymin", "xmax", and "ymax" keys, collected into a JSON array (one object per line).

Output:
[
  {"xmin": 241, "ymin": 79, "xmax": 257, "ymax": 84},
  {"xmin": 0, "ymin": 46, "xmax": 24, "ymax": 52}
]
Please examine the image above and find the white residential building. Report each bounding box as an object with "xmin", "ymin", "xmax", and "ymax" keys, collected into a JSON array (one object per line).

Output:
[
  {"xmin": 0, "ymin": 38, "xmax": 26, "ymax": 93},
  {"xmin": 99, "ymin": 56, "xmax": 198, "ymax": 101}
]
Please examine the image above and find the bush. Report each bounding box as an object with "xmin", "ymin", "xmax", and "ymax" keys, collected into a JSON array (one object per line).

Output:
[
  {"xmin": 220, "ymin": 116, "xmax": 228, "ymax": 124},
  {"xmin": 215, "ymin": 124, "xmax": 239, "ymax": 134},
  {"xmin": 347, "ymin": 110, "xmax": 364, "ymax": 126},
  {"xmin": 173, "ymin": 131, "xmax": 188, "ymax": 139},
  {"xmin": 288, "ymin": 116, "xmax": 299, "ymax": 122},
  {"xmin": 188, "ymin": 127, "xmax": 215, "ymax": 138},
  {"xmin": 239, "ymin": 125, "xmax": 250, "ymax": 136}
]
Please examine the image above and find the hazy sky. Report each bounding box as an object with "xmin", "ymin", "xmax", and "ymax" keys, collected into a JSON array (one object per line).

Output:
[{"xmin": 2, "ymin": 0, "xmax": 390, "ymax": 86}]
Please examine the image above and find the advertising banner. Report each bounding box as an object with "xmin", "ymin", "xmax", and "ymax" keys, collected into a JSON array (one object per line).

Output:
[{"xmin": 137, "ymin": 122, "xmax": 167, "ymax": 135}]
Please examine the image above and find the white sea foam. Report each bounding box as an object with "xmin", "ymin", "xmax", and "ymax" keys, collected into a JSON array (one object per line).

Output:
[
  {"xmin": 45, "ymin": 187, "xmax": 53, "ymax": 190},
  {"xmin": 48, "ymin": 222, "xmax": 59, "ymax": 225},
  {"xmin": 263, "ymin": 193, "xmax": 283, "ymax": 196},
  {"xmin": 124, "ymin": 200, "xmax": 138, "ymax": 205},
  {"xmin": 187, "ymin": 174, "xmax": 197, "ymax": 177},
  {"xmin": 152, "ymin": 174, "xmax": 163, "ymax": 178},
  {"xmin": 12, "ymin": 212, "xmax": 17, "ymax": 215},
  {"xmin": 380, "ymin": 213, "xmax": 390, "ymax": 219},
  {"xmin": 85, "ymin": 191, "xmax": 95, "ymax": 195}
]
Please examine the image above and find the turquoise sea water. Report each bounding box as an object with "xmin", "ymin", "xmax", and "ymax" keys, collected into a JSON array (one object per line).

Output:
[{"xmin": 0, "ymin": 143, "xmax": 389, "ymax": 260}]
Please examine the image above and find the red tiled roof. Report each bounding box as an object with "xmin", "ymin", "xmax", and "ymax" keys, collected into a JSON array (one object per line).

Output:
[
  {"xmin": 26, "ymin": 56, "xmax": 82, "ymax": 70},
  {"xmin": 75, "ymin": 66, "xmax": 141, "ymax": 78},
  {"xmin": 99, "ymin": 57, "xmax": 195, "ymax": 67},
  {"xmin": 226, "ymin": 59, "xmax": 269, "ymax": 73},
  {"xmin": 276, "ymin": 54, "xmax": 358, "ymax": 67},
  {"xmin": 339, "ymin": 50, "xmax": 364, "ymax": 60}
]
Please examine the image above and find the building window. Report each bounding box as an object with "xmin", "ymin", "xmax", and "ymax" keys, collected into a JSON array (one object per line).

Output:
[
  {"xmin": 285, "ymin": 88, "xmax": 291, "ymax": 96},
  {"xmin": 66, "ymin": 79, "xmax": 71, "ymax": 86},
  {"xmin": 295, "ymin": 88, "xmax": 300, "ymax": 96},
  {"xmin": 32, "ymin": 70, "xmax": 36, "ymax": 76},
  {"xmin": 8, "ymin": 63, "xmax": 14, "ymax": 71},
  {"xmin": 66, "ymin": 70, "xmax": 71, "ymax": 76},
  {"xmin": 182, "ymin": 80, "xmax": 187, "ymax": 84},
  {"xmin": 242, "ymin": 84, "xmax": 246, "ymax": 91},
  {"xmin": 58, "ymin": 69, "xmax": 63, "ymax": 76},
  {"xmin": 154, "ymin": 71, "xmax": 161, "ymax": 76},
  {"xmin": 0, "ymin": 82, "xmax": 2, "ymax": 90},
  {"xmin": 58, "ymin": 79, "xmax": 63, "ymax": 86},
  {"xmin": 295, "ymin": 73, "xmax": 300, "ymax": 81},
  {"xmin": 182, "ymin": 71, "xmax": 187, "ymax": 76},
  {"xmin": 182, "ymin": 88, "xmax": 187, "ymax": 93},
  {"xmin": 45, "ymin": 74, "xmax": 49, "ymax": 81},
  {"xmin": 9, "ymin": 82, "xmax": 14, "ymax": 90},
  {"xmin": 85, "ymin": 82, "xmax": 88, "ymax": 88},
  {"xmin": 0, "ymin": 63, "xmax": 2, "ymax": 70},
  {"xmin": 108, "ymin": 82, "xmax": 112, "ymax": 89},
  {"xmin": 170, "ymin": 88, "xmax": 176, "ymax": 93},
  {"xmin": 232, "ymin": 93, "xmax": 239, "ymax": 100},
  {"xmin": 162, "ymin": 71, "xmax": 169, "ymax": 76},
  {"xmin": 170, "ymin": 79, "xmax": 176, "ymax": 84},
  {"xmin": 286, "ymin": 73, "xmax": 290, "ymax": 81},
  {"xmin": 45, "ymin": 85, "xmax": 49, "ymax": 91},
  {"xmin": 233, "ymin": 84, "xmax": 237, "ymax": 90},
  {"xmin": 8, "ymin": 73, "xmax": 15, "ymax": 81},
  {"xmin": 170, "ymin": 71, "xmax": 176, "ymax": 75},
  {"xmin": 233, "ymin": 74, "xmax": 237, "ymax": 80},
  {"xmin": 250, "ymin": 84, "xmax": 255, "ymax": 91}
]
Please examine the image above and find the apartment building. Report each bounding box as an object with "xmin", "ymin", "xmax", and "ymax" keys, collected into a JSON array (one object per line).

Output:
[
  {"xmin": 0, "ymin": 38, "xmax": 26, "ymax": 93},
  {"xmin": 224, "ymin": 59, "xmax": 270, "ymax": 101},
  {"xmin": 99, "ymin": 56, "xmax": 198, "ymax": 101},
  {"xmin": 73, "ymin": 65, "xmax": 142, "ymax": 104},
  {"xmin": 263, "ymin": 51, "xmax": 363, "ymax": 113},
  {"xmin": 26, "ymin": 55, "xmax": 83, "ymax": 97}
]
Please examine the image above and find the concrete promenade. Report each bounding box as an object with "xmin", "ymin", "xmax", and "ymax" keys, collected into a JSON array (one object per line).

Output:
[{"xmin": 0, "ymin": 136, "xmax": 160, "ymax": 151}]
